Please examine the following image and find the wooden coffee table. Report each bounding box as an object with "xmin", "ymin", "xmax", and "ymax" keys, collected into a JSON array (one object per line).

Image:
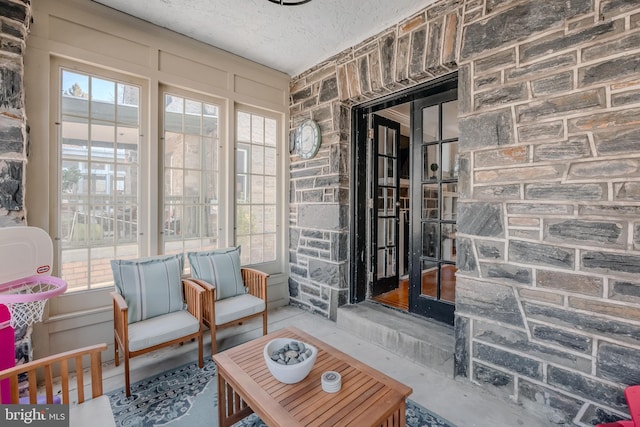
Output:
[{"xmin": 212, "ymin": 326, "xmax": 413, "ymax": 427}]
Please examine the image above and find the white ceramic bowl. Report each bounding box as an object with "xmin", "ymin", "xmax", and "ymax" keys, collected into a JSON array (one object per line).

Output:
[{"xmin": 263, "ymin": 338, "xmax": 318, "ymax": 384}]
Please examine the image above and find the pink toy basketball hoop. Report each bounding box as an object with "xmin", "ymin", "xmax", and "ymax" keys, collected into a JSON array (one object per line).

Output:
[{"xmin": 0, "ymin": 275, "xmax": 67, "ymax": 329}]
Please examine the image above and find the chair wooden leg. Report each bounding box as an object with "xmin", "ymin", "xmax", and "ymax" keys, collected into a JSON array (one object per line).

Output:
[
  {"xmin": 211, "ymin": 326, "xmax": 217, "ymax": 356},
  {"xmin": 114, "ymin": 334, "xmax": 120, "ymax": 367},
  {"xmin": 262, "ymin": 311, "xmax": 268, "ymax": 336},
  {"xmin": 124, "ymin": 352, "xmax": 131, "ymax": 398},
  {"xmin": 198, "ymin": 334, "xmax": 204, "ymax": 368}
]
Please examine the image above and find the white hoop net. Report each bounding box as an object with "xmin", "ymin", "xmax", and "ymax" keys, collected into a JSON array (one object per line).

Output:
[{"xmin": 1, "ymin": 280, "xmax": 64, "ymax": 329}]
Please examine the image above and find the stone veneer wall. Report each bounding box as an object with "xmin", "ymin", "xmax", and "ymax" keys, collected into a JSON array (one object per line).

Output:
[
  {"xmin": 288, "ymin": 0, "xmax": 462, "ymax": 320},
  {"xmin": 0, "ymin": 0, "xmax": 28, "ymax": 227},
  {"xmin": 290, "ymin": 0, "xmax": 640, "ymax": 425},
  {"xmin": 0, "ymin": 0, "xmax": 32, "ymax": 384}
]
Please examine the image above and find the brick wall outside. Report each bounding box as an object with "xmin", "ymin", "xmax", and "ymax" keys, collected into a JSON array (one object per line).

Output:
[
  {"xmin": 61, "ymin": 258, "xmax": 112, "ymax": 290},
  {"xmin": 290, "ymin": 0, "xmax": 640, "ymax": 424}
]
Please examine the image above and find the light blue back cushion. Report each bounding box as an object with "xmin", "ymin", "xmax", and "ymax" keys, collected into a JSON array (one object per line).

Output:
[
  {"xmin": 111, "ymin": 253, "xmax": 184, "ymax": 324},
  {"xmin": 188, "ymin": 247, "xmax": 245, "ymax": 301}
]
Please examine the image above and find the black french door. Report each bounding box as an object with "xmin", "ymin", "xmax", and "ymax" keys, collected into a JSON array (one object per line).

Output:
[
  {"xmin": 351, "ymin": 73, "xmax": 459, "ymax": 325},
  {"xmin": 409, "ymin": 89, "xmax": 458, "ymax": 323},
  {"xmin": 371, "ymin": 115, "xmax": 401, "ymax": 297}
]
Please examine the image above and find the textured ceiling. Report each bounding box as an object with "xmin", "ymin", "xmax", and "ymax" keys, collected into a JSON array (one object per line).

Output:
[{"xmin": 92, "ymin": 0, "xmax": 436, "ymax": 76}]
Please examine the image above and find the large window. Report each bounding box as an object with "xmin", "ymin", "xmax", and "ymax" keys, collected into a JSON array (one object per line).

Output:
[
  {"xmin": 236, "ymin": 110, "xmax": 278, "ymax": 265},
  {"xmin": 59, "ymin": 69, "xmax": 141, "ymax": 291},
  {"xmin": 57, "ymin": 65, "xmax": 283, "ymax": 292},
  {"xmin": 163, "ymin": 90, "xmax": 221, "ymax": 267}
]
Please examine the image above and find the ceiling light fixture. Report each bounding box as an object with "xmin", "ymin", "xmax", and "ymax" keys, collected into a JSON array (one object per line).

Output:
[{"xmin": 267, "ymin": 0, "xmax": 312, "ymax": 5}]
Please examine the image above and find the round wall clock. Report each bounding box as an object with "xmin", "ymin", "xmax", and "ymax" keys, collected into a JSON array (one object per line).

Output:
[{"xmin": 296, "ymin": 119, "xmax": 321, "ymax": 159}]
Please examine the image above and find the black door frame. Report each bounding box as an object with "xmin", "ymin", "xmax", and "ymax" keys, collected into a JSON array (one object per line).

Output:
[
  {"xmin": 371, "ymin": 114, "xmax": 402, "ymax": 297},
  {"xmin": 350, "ymin": 72, "xmax": 458, "ymax": 312},
  {"xmin": 409, "ymin": 90, "xmax": 458, "ymax": 324}
]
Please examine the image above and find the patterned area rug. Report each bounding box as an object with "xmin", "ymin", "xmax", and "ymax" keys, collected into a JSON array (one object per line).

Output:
[{"xmin": 108, "ymin": 360, "xmax": 456, "ymax": 427}]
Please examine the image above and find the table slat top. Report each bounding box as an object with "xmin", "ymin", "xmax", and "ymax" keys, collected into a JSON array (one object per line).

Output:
[{"xmin": 213, "ymin": 327, "xmax": 412, "ymax": 427}]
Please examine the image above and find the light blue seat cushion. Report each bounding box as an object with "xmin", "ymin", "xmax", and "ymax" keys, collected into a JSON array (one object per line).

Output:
[
  {"xmin": 111, "ymin": 254, "xmax": 184, "ymax": 324},
  {"xmin": 188, "ymin": 247, "xmax": 245, "ymax": 300},
  {"xmin": 215, "ymin": 294, "xmax": 265, "ymax": 325},
  {"xmin": 128, "ymin": 310, "xmax": 200, "ymax": 352}
]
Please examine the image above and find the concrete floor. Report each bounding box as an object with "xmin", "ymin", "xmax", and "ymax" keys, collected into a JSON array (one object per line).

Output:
[{"xmin": 101, "ymin": 305, "xmax": 550, "ymax": 427}]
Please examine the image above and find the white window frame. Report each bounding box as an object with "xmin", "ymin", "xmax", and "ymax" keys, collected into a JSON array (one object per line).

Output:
[
  {"xmin": 50, "ymin": 59, "xmax": 286, "ymax": 301},
  {"xmin": 233, "ymin": 104, "xmax": 283, "ymax": 273},
  {"xmin": 51, "ymin": 58, "xmax": 149, "ymax": 299},
  {"xmin": 159, "ymin": 85, "xmax": 227, "ymax": 265}
]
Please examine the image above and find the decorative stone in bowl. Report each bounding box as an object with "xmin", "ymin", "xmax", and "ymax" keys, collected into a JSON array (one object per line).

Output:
[{"xmin": 263, "ymin": 338, "xmax": 318, "ymax": 384}]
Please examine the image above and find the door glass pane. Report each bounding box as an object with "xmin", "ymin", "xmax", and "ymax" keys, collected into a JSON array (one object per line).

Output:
[
  {"xmin": 422, "ymin": 184, "xmax": 439, "ymax": 220},
  {"xmin": 378, "ymin": 157, "xmax": 385, "ymax": 185},
  {"xmin": 441, "ymin": 223, "xmax": 457, "ymax": 262},
  {"xmin": 386, "ymin": 247, "xmax": 396, "ymax": 276},
  {"xmin": 386, "ymin": 218, "xmax": 395, "ymax": 246},
  {"xmin": 422, "ymin": 105, "xmax": 439, "ymax": 142},
  {"xmin": 386, "ymin": 157, "xmax": 395, "ymax": 184},
  {"xmin": 386, "ymin": 127, "xmax": 396, "ymax": 156},
  {"xmin": 386, "ymin": 188, "xmax": 396, "ymax": 216},
  {"xmin": 378, "ymin": 218, "xmax": 386, "ymax": 247},
  {"xmin": 422, "ymin": 222, "xmax": 439, "ymax": 258},
  {"xmin": 422, "ymin": 144, "xmax": 440, "ymax": 181},
  {"xmin": 442, "ymin": 100, "xmax": 459, "ymax": 139},
  {"xmin": 441, "ymin": 183, "xmax": 458, "ymax": 221},
  {"xmin": 421, "ymin": 259, "xmax": 438, "ymax": 298},
  {"xmin": 378, "ymin": 125, "xmax": 387, "ymax": 155},
  {"xmin": 442, "ymin": 142, "xmax": 459, "ymax": 180},
  {"xmin": 377, "ymin": 249, "xmax": 385, "ymax": 276}
]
